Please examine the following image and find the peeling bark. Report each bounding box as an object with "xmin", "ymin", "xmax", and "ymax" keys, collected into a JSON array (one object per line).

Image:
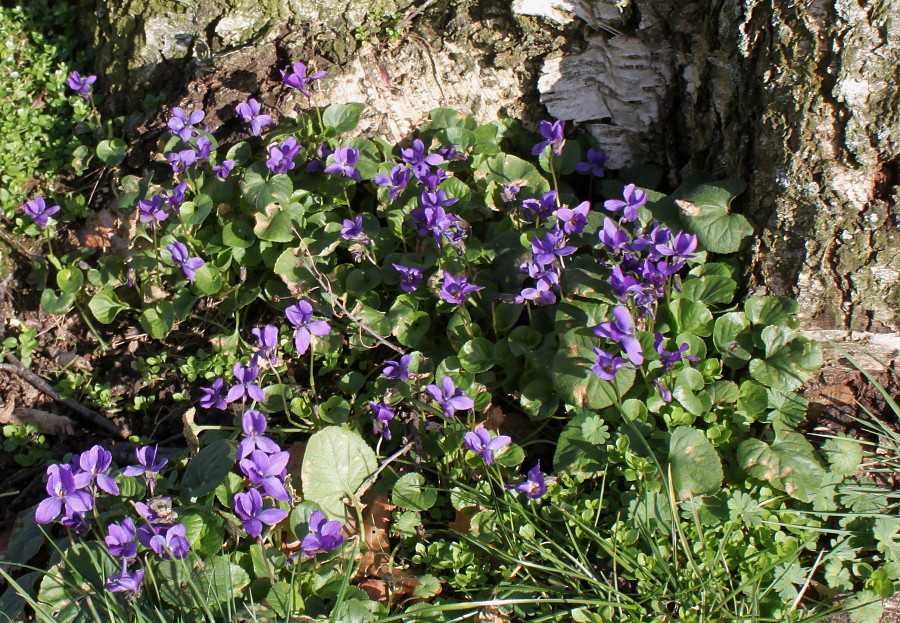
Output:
[{"xmin": 84, "ymin": 0, "xmax": 900, "ymax": 337}]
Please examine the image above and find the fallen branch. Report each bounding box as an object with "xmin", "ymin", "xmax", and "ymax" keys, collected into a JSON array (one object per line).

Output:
[{"xmin": 0, "ymin": 360, "xmax": 129, "ymax": 439}]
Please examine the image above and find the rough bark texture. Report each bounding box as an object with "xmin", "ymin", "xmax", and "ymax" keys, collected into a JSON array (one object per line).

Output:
[
  {"xmin": 533, "ymin": 0, "xmax": 900, "ymax": 340},
  {"xmin": 83, "ymin": 0, "xmax": 900, "ymax": 343}
]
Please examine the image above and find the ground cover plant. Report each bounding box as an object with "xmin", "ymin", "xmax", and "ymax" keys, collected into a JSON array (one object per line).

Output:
[{"xmin": 0, "ymin": 21, "xmax": 896, "ymax": 623}]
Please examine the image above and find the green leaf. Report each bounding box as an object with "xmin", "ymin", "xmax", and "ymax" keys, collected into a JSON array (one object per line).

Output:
[
  {"xmin": 139, "ymin": 302, "xmax": 175, "ymax": 339},
  {"xmin": 554, "ymin": 412, "xmax": 608, "ymax": 475},
  {"xmin": 669, "ymin": 426, "xmax": 723, "ymax": 499},
  {"xmin": 459, "ymin": 338, "xmax": 494, "ymax": 373},
  {"xmin": 96, "ymin": 138, "xmax": 127, "ymax": 166},
  {"xmin": 678, "ymin": 274, "xmax": 736, "ymax": 306},
  {"xmin": 765, "ymin": 387, "xmax": 808, "ymax": 426},
  {"xmin": 56, "ymin": 268, "xmax": 83, "ymax": 293},
  {"xmin": 222, "ymin": 220, "xmax": 255, "ymax": 249},
  {"xmin": 242, "ymin": 165, "xmax": 293, "ymax": 211},
  {"xmin": 302, "ymin": 427, "xmax": 377, "ymax": 521},
  {"xmin": 845, "ymin": 590, "xmax": 883, "ymax": 623},
  {"xmin": 39, "ymin": 289, "xmax": 74, "ymax": 315},
  {"xmin": 676, "ymin": 179, "xmax": 753, "ymax": 253},
  {"xmin": 737, "ymin": 430, "xmax": 825, "ymax": 502},
  {"xmin": 179, "ymin": 194, "xmax": 214, "ymax": 226},
  {"xmin": 480, "ymin": 153, "xmax": 550, "ymax": 196},
  {"xmin": 319, "ymin": 396, "xmax": 350, "ymax": 424},
  {"xmin": 713, "ymin": 311, "xmax": 753, "ymax": 367},
  {"xmin": 749, "ymin": 326, "xmax": 822, "ymax": 391},
  {"xmin": 414, "ymin": 574, "xmax": 442, "ymax": 599},
  {"xmin": 226, "ymin": 141, "xmax": 252, "ymax": 165},
  {"xmin": 192, "ymin": 263, "xmax": 222, "ymax": 295},
  {"xmin": 668, "ymin": 299, "xmax": 713, "ymax": 336},
  {"xmin": 745, "ymin": 295, "xmax": 800, "ymax": 328},
  {"xmin": 88, "ymin": 289, "xmax": 127, "ymax": 324},
  {"xmin": 392, "ymin": 473, "xmax": 437, "ymax": 511},
  {"xmin": 822, "ymin": 434, "xmax": 863, "ymax": 476},
  {"xmin": 552, "ymin": 328, "xmax": 635, "ymax": 410},
  {"xmin": 323, "ymin": 102, "xmax": 365, "ymax": 134},
  {"xmin": 181, "ymin": 439, "xmax": 236, "ymax": 498}
]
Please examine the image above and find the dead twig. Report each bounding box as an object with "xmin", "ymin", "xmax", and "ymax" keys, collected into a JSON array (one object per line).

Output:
[
  {"xmin": 355, "ymin": 441, "xmax": 414, "ymax": 500},
  {"xmin": 0, "ymin": 360, "xmax": 129, "ymax": 439}
]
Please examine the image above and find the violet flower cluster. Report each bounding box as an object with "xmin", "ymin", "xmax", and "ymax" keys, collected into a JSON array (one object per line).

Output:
[
  {"xmin": 235, "ymin": 411, "xmax": 290, "ymax": 537},
  {"xmin": 34, "ymin": 444, "xmax": 180, "ymax": 595}
]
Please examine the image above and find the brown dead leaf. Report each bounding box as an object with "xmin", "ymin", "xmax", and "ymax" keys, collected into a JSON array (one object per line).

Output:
[
  {"xmin": 359, "ymin": 579, "xmax": 388, "ymax": 601},
  {"xmin": 363, "ymin": 493, "xmax": 395, "ymax": 551},
  {"xmin": 286, "ymin": 441, "xmax": 307, "ymax": 496},
  {"xmin": 479, "ymin": 605, "xmax": 511, "ymax": 622},
  {"xmin": 182, "ymin": 408, "xmax": 200, "ymax": 454},
  {"xmin": 449, "ymin": 510, "xmax": 474, "ymax": 534},
  {"xmin": 675, "ymin": 198, "xmax": 702, "ymax": 217}
]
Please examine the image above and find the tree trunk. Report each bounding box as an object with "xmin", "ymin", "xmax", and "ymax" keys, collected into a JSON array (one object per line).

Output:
[{"xmin": 83, "ymin": 0, "xmax": 900, "ymax": 341}]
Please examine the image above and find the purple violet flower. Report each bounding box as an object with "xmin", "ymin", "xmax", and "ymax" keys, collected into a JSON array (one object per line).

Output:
[
  {"xmin": 556, "ymin": 201, "xmax": 590, "ymax": 235},
  {"xmin": 597, "ymin": 217, "xmax": 631, "ymax": 252},
  {"xmin": 324, "ymin": 147, "xmax": 362, "ymax": 182},
  {"xmin": 515, "ymin": 279, "xmax": 556, "ymax": 306},
  {"xmin": 239, "ymin": 409, "xmax": 281, "ymax": 458},
  {"xmin": 240, "ymin": 450, "xmax": 291, "ymax": 502},
  {"xmin": 373, "ymin": 164, "xmax": 412, "ymax": 202},
  {"xmin": 167, "ymin": 241, "xmax": 205, "ymax": 283},
  {"xmin": 235, "ymin": 98, "xmax": 273, "ymax": 136},
  {"xmin": 227, "ymin": 362, "xmax": 266, "ymax": 404},
  {"xmin": 163, "ymin": 181, "xmax": 188, "ymax": 210},
  {"xmin": 137, "ymin": 195, "xmax": 168, "ymax": 228},
  {"xmin": 301, "ymin": 510, "xmax": 344, "ymax": 555},
  {"xmin": 400, "ymin": 138, "xmax": 444, "ymax": 177},
  {"xmin": 439, "ymin": 272, "xmax": 483, "ymax": 305},
  {"xmin": 60, "ymin": 512, "xmax": 89, "ymax": 536},
  {"xmin": 105, "ymin": 518, "xmax": 138, "ymax": 560},
  {"xmin": 500, "ymin": 183, "xmax": 521, "ymax": 205},
  {"xmin": 266, "ymin": 137, "xmax": 302, "ymax": 174},
  {"xmin": 531, "ymin": 227, "xmax": 577, "ymax": 268},
  {"xmin": 382, "ymin": 354, "xmax": 411, "ymax": 380},
  {"xmin": 168, "ymin": 107, "xmax": 205, "ymax": 142},
  {"xmin": 23, "ymin": 196, "xmax": 61, "ymax": 230},
  {"xmin": 425, "ymin": 376, "xmax": 475, "ymax": 418},
  {"xmin": 285, "ymin": 300, "xmax": 331, "ymax": 356},
  {"xmin": 575, "ymin": 148, "xmax": 608, "ymax": 177},
  {"xmin": 604, "ymin": 183, "xmax": 647, "ymax": 223},
  {"xmin": 35, "ymin": 464, "xmax": 93, "ymax": 524},
  {"xmin": 251, "ymin": 325, "xmax": 279, "ymax": 366},
  {"xmin": 340, "ymin": 215, "xmax": 367, "ymax": 241},
  {"xmin": 234, "ymin": 488, "xmax": 288, "ymax": 538},
  {"xmin": 212, "ymin": 159, "xmax": 236, "ymax": 179},
  {"xmin": 392, "ymin": 264, "xmax": 424, "ymax": 293},
  {"xmin": 416, "ymin": 167, "xmax": 449, "ymax": 192},
  {"xmin": 281, "ymin": 62, "xmax": 327, "ymax": 97},
  {"xmin": 121, "ymin": 445, "xmax": 168, "ymax": 494},
  {"xmin": 105, "ymin": 562, "xmax": 144, "ymax": 594},
  {"xmin": 370, "ymin": 401, "xmax": 395, "ymax": 440},
  {"xmin": 74, "ymin": 445, "xmax": 119, "ymax": 496},
  {"xmin": 199, "ymin": 377, "xmax": 227, "ymax": 410},
  {"xmin": 591, "ymin": 348, "xmax": 633, "ymax": 381},
  {"xmin": 520, "ymin": 191, "xmax": 557, "ymax": 223},
  {"xmin": 148, "ymin": 523, "xmax": 190, "ymax": 560},
  {"xmin": 593, "ymin": 305, "xmax": 644, "ymax": 365},
  {"xmin": 194, "ymin": 135, "xmax": 213, "ymax": 161},
  {"xmin": 531, "ymin": 120, "xmax": 565, "ymax": 156},
  {"xmin": 506, "ymin": 461, "xmax": 548, "ymax": 499},
  {"xmin": 166, "ymin": 149, "xmax": 198, "ymax": 173},
  {"xmin": 654, "ymin": 333, "xmax": 700, "ymax": 372},
  {"xmin": 66, "ymin": 71, "xmax": 97, "ymax": 100},
  {"xmin": 463, "ymin": 428, "xmax": 511, "ymax": 466}
]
